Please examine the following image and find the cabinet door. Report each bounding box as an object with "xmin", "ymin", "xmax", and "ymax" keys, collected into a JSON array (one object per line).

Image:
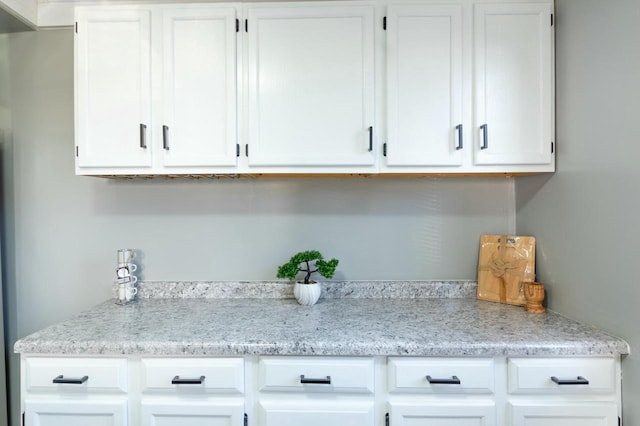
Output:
[
  {"xmin": 473, "ymin": 3, "xmax": 553, "ymax": 166},
  {"xmin": 25, "ymin": 399, "xmax": 127, "ymax": 426},
  {"xmin": 141, "ymin": 400, "xmax": 244, "ymax": 426},
  {"xmin": 386, "ymin": 5, "xmax": 463, "ymax": 167},
  {"xmin": 247, "ymin": 5, "xmax": 375, "ymax": 168},
  {"xmin": 509, "ymin": 402, "xmax": 618, "ymax": 426},
  {"xmin": 259, "ymin": 399, "xmax": 374, "ymax": 426},
  {"xmin": 75, "ymin": 8, "xmax": 152, "ymax": 169},
  {"xmin": 161, "ymin": 7, "xmax": 238, "ymax": 169},
  {"xmin": 390, "ymin": 402, "xmax": 496, "ymax": 426}
]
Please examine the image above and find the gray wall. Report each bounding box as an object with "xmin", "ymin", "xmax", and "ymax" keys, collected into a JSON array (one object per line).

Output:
[
  {"xmin": 516, "ymin": 0, "xmax": 640, "ymax": 423},
  {"xmin": 2, "ymin": 29, "xmax": 515, "ymax": 425}
]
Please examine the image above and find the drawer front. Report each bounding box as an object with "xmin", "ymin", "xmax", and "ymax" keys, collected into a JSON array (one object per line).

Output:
[
  {"xmin": 141, "ymin": 358, "xmax": 244, "ymax": 394},
  {"xmin": 508, "ymin": 357, "xmax": 616, "ymax": 395},
  {"xmin": 388, "ymin": 357, "xmax": 494, "ymax": 394},
  {"xmin": 259, "ymin": 357, "xmax": 374, "ymax": 393},
  {"xmin": 25, "ymin": 357, "xmax": 127, "ymax": 393}
]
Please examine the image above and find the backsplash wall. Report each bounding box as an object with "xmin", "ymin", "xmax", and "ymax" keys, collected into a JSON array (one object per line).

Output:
[{"xmin": 1, "ymin": 29, "xmax": 514, "ymax": 426}]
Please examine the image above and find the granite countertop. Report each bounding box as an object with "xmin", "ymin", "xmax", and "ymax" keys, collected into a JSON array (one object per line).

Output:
[{"xmin": 14, "ymin": 281, "xmax": 630, "ymax": 357}]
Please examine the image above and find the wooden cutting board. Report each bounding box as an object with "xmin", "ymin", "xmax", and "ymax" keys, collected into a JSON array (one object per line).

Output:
[{"xmin": 477, "ymin": 235, "xmax": 536, "ymax": 306}]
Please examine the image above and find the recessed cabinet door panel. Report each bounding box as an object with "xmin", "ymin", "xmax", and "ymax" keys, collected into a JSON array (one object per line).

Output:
[
  {"xmin": 25, "ymin": 400, "xmax": 127, "ymax": 426},
  {"xmin": 474, "ymin": 3, "xmax": 553, "ymax": 165},
  {"xmin": 162, "ymin": 8, "xmax": 237, "ymax": 168},
  {"xmin": 141, "ymin": 400, "xmax": 244, "ymax": 426},
  {"xmin": 259, "ymin": 400, "xmax": 374, "ymax": 426},
  {"xmin": 75, "ymin": 9, "xmax": 152, "ymax": 169},
  {"xmin": 386, "ymin": 5, "xmax": 463, "ymax": 167},
  {"xmin": 390, "ymin": 402, "xmax": 496, "ymax": 426},
  {"xmin": 509, "ymin": 402, "xmax": 618, "ymax": 426},
  {"xmin": 247, "ymin": 6, "xmax": 375, "ymax": 167}
]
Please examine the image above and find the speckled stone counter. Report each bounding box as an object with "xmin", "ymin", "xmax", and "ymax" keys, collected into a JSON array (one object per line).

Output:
[{"xmin": 14, "ymin": 281, "xmax": 629, "ymax": 357}]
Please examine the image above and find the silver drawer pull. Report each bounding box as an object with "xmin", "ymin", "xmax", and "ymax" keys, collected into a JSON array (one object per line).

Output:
[
  {"xmin": 551, "ymin": 376, "xmax": 589, "ymax": 385},
  {"xmin": 300, "ymin": 375, "xmax": 331, "ymax": 384},
  {"xmin": 172, "ymin": 375, "xmax": 205, "ymax": 385},
  {"xmin": 53, "ymin": 375, "xmax": 88, "ymax": 385},
  {"xmin": 426, "ymin": 375, "xmax": 461, "ymax": 385}
]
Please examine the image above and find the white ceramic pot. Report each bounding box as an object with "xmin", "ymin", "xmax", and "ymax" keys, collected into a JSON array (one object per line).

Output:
[{"xmin": 293, "ymin": 281, "xmax": 322, "ymax": 306}]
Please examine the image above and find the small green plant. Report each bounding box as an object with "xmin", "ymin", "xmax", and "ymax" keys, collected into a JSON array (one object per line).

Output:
[{"xmin": 277, "ymin": 250, "xmax": 339, "ymax": 284}]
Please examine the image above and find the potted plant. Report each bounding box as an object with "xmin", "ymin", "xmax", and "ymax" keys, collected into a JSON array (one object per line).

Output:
[{"xmin": 277, "ymin": 250, "xmax": 339, "ymax": 305}]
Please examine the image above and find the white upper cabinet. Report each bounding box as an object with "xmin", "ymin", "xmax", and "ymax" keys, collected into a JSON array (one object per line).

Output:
[
  {"xmin": 385, "ymin": 4, "xmax": 464, "ymax": 168},
  {"xmin": 74, "ymin": 0, "xmax": 555, "ymax": 176},
  {"xmin": 473, "ymin": 3, "xmax": 554, "ymax": 167},
  {"xmin": 75, "ymin": 8, "xmax": 153, "ymax": 169},
  {"xmin": 246, "ymin": 5, "xmax": 376, "ymax": 170},
  {"xmin": 75, "ymin": 5, "xmax": 238, "ymax": 175},
  {"xmin": 161, "ymin": 7, "xmax": 238, "ymax": 169}
]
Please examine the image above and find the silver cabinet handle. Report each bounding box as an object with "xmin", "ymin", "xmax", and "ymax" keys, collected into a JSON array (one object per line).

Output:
[
  {"xmin": 480, "ymin": 124, "xmax": 488, "ymax": 150},
  {"xmin": 172, "ymin": 375, "xmax": 205, "ymax": 385},
  {"xmin": 139, "ymin": 123, "xmax": 147, "ymax": 149},
  {"xmin": 455, "ymin": 124, "xmax": 463, "ymax": 150},
  {"xmin": 551, "ymin": 376, "xmax": 589, "ymax": 385},
  {"xmin": 300, "ymin": 375, "xmax": 331, "ymax": 384},
  {"xmin": 53, "ymin": 375, "xmax": 88, "ymax": 384},
  {"xmin": 162, "ymin": 125, "xmax": 169, "ymax": 151},
  {"xmin": 426, "ymin": 375, "xmax": 461, "ymax": 385}
]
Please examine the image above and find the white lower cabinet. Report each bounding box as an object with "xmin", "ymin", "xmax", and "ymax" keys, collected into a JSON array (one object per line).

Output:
[
  {"xmin": 508, "ymin": 402, "xmax": 618, "ymax": 426},
  {"xmin": 389, "ymin": 402, "xmax": 496, "ymax": 426},
  {"xmin": 506, "ymin": 357, "xmax": 620, "ymax": 426},
  {"xmin": 259, "ymin": 400, "xmax": 375, "ymax": 426},
  {"xmin": 141, "ymin": 400, "xmax": 244, "ymax": 426},
  {"xmin": 25, "ymin": 400, "xmax": 128, "ymax": 426},
  {"xmin": 21, "ymin": 355, "xmax": 622, "ymax": 426}
]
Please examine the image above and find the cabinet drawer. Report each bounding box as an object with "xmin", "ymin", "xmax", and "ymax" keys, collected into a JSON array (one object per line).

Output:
[
  {"xmin": 259, "ymin": 357, "xmax": 374, "ymax": 393},
  {"xmin": 388, "ymin": 357, "xmax": 494, "ymax": 394},
  {"xmin": 141, "ymin": 358, "xmax": 244, "ymax": 394},
  {"xmin": 25, "ymin": 357, "xmax": 127, "ymax": 393},
  {"xmin": 508, "ymin": 357, "xmax": 616, "ymax": 395}
]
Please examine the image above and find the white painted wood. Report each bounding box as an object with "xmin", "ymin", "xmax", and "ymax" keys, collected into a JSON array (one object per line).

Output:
[
  {"xmin": 508, "ymin": 402, "xmax": 618, "ymax": 426},
  {"xmin": 25, "ymin": 399, "xmax": 127, "ymax": 426},
  {"xmin": 508, "ymin": 357, "xmax": 616, "ymax": 395},
  {"xmin": 247, "ymin": 5, "xmax": 376, "ymax": 168},
  {"xmin": 141, "ymin": 399, "xmax": 244, "ymax": 426},
  {"xmin": 473, "ymin": 3, "xmax": 553, "ymax": 166},
  {"xmin": 388, "ymin": 357, "xmax": 494, "ymax": 394},
  {"xmin": 386, "ymin": 4, "xmax": 463, "ymax": 167},
  {"xmin": 75, "ymin": 7, "xmax": 153, "ymax": 171},
  {"xmin": 389, "ymin": 401, "xmax": 496, "ymax": 426},
  {"xmin": 259, "ymin": 399, "xmax": 375, "ymax": 426},
  {"xmin": 161, "ymin": 7, "xmax": 237, "ymax": 168},
  {"xmin": 26, "ymin": 357, "xmax": 128, "ymax": 392},
  {"xmin": 75, "ymin": 7, "xmax": 153, "ymax": 169},
  {"xmin": 259, "ymin": 356, "xmax": 374, "ymax": 393},
  {"xmin": 141, "ymin": 358, "xmax": 244, "ymax": 393}
]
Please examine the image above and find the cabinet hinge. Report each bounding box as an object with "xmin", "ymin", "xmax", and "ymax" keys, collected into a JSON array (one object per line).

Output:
[
  {"xmin": 236, "ymin": 18, "xmax": 239, "ymax": 33},
  {"xmin": 245, "ymin": 19, "xmax": 248, "ymax": 32},
  {"xmin": 245, "ymin": 144, "xmax": 249, "ymax": 157},
  {"xmin": 386, "ymin": 413, "xmax": 390, "ymax": 426},
  {"xmin": 244, "ymin": 413, "xmax": 248, "ymax": 426},
  {"xmin": 383, "ymin": 16, "xmax": 387, "ymax": 30},
  {"xmin": 383, "ymin": 142, "xmax": 387, "ymax": 157},
  {"xmin": 551, "ymin": 141, "xmax": 554, "ymax": 154},
  {"xmin": 551, "ymin": 13, "xmax": 554, "ymax": 26}
]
